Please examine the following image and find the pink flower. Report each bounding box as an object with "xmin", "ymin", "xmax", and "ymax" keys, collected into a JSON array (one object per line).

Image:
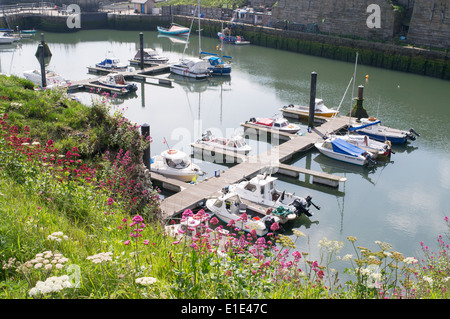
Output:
[
  {"xmin": 237, "ymin": 213, "xmax": 248, "ymax": 223},
  {"xmin": 210, "ymin": 217, "xmax": 219, "ymax": 225},
  {"xmin": 143, "ymin": 240, "xmax": 149, "ymax": 245},
  {"xmin": 172, "ymin": 241, "xmax": 180, "ymax": 245},
  {"xmin": 270, "ymin": 222, "xmax": 280, "ymax": 231},
  {"xmin": 107, "ymin": 198, "xmax": 114, "ymax": 205},
  {"xmin": 124, "ymin": 240, "xmax": 130, "ymax": 245}
]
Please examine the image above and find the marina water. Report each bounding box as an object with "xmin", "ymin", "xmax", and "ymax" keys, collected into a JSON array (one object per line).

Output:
[{"xmin": 1, "ymin": 29, "xmax": 450, "ymax": 270}]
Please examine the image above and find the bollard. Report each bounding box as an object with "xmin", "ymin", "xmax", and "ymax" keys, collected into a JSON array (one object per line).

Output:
[
  {"xmin": 139, "ymin": 32, "xmax": 144, "ymax": 70},
  {"xmin": 308, "ymin": 72, "xmax": 317, "ymax": 129},
  {"xmin": 39, "ymin": 44, "xmax": 47, "ymax": 88}
]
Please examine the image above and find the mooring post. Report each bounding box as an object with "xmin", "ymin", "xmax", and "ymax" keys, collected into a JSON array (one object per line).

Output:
[
  {"xmin": 141, "ymin": 123, "xmax": 151, "ymax": 171},
  {"xmin": 139, "ymin": 32, "xmax": 144, "ymax": 70},
  {"xmin": 39, "ymin": 44, "xmax": 47, "ymax": 88},
  {"xmin": 308, "ymin": 71, "xmax": 317, "ymax": 129}
]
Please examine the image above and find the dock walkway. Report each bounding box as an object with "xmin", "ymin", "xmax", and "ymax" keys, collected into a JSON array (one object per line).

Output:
[
  {"xmin": 67, "ymin": 64, "xmax": 172, "ymax": 95},
  {"xmin": 158, "ymin": 116, "xmax": 350, "ymax": 220}
]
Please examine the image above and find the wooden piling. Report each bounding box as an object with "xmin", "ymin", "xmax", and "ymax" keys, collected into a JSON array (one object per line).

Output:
[{"xmin": 308, "ymin": 72, "xmax": 317, "ymax": 129}]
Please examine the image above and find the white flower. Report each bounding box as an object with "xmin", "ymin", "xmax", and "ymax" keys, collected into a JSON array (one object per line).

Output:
[
  {"xmin": 29, "ymin": 275, "xmax": 74, "ymax": 297},
  {"xmin": 135, "ymin": 277, "xmax": 157, "ymax": 286},
  {"xmin": 34, "ymin": 263, "xmax": 43, "ymax": 269},
  {"xmin": 342, "ymin": 254, "xmax": 353, "ymax": 261},
  {"xmin": 423, "ymin": 276, "xmax": 433, "ymax": 285},
  {"xmin": 403, "ymin": 257, "xmax": 417, "ymax": 264},
  {"xmin": 87, "ymin": 252, "xmax": 113, "ymax": 264}
]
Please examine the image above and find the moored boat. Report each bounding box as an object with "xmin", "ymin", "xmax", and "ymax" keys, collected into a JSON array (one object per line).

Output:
[
  {"xmin": 218, "ymin": 32, "xmax": 250, "ymax": 45},
  {"xmin": 205, "ymin": 191, "xmax": 281, "ymax": 237},
  {"xmin": 95, "ymin": 57, "xmax": 129, "ymax": 71},
  {"xmin": 349, "ymin": 117, "xmax": 419, "ymax": 144},
  {"xmin": 133, "ymin": 48, "xmax": 169, "ymax": 64},
  {"xmin": 151, "ymin": 149, "xmax": 204, "ymax": 182},
  {"xmin": 227, "ymin": 174, "xmax": 319, "ymax": 223},
  {"xmin": 196, "ymin": 131, "xmax": 251, "ymax": 154},
  {"xmin": 201, "ymin": 53, "xmax": 232, "ymax": 76},
  {"xmin": 98, "ymin": 73, "xmax": 137, "ymax": 93},
  {"xmin": 245, "ymin": 116, "xmax": 301, "ymax": 134},
  {"xmin": 157, "ymin": 23, "xmax": 190, "ymax": 36},
  {"xmin": 170, "ymin": 57, "xmax": 211, "ymax": 79},
  {"xmin": 282, "ymin": 98, "xmax": 340, "ymax": 118},
  {"xmin": 315, "ymin": 137, "xmax": 376, "ymax": 166},
  {"xmin": 23, "ymin": 69, "xmax": 69, "ymax": 89},
  {"xmin": 326, "ymin": 133, "xmax": 393, "ymax": 159}
]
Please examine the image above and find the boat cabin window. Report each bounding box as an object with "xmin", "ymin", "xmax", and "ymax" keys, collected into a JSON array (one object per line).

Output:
[
  {"xmin": 279, "ymin": 120, "xmax": 289, "ymax": 127},
  {"xmin": 165, "ymin": 158, "xmax": 190, "ymax": 169},
  {"xmin": 213, "ymin": 199, "xmax": 223, "ymax": 208},
  {"xmin": 244, "ymin": 183, "xmax": 257, "ymax": 192},
  {"xmin": 274, "ymin": 123, "xmax": 280, "ymax": 127}
]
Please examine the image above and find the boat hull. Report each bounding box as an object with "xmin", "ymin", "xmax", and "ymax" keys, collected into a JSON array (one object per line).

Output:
[
  {"xmin": 354, "ymin": 131, "xmax": 407, "ymax": 144},
  {"xmin": 157, "ymin": 26, "xmax": 190, "ymax": 35},
  {"xmin": 315, "ymin": 142, "xmax": 368, "ymax": 166},
  {"xmin": 170, "ymin": 65, "xmax": 210, "ymax": 79}
]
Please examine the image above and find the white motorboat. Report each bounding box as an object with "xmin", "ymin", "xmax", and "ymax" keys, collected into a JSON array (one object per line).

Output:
[
  {"xmin": 196, "ymin": 131, "xmax": 251, "ymax": 154},
  {"xmin": 349, "ymin": 117, "xmax": 419, "ymax": 144},
  {"xmin": 227, "ymin": 174, "xmax": 319, "ymax": 223},
  {"xmin": 133, "ymin": 48, "xmax": 169, "ymax": 64},
  {"xmin": 0, "ymin": 34, "xmax": 16, "ymax": 44},
  {"xmin": 98, "ymin": 73, "xmax": 137, "ymax": 93},
  {"xmin": 151, "ymin": 149, "xmax": 204, "ymax": 182},
  {"xmin": 23, "ymin": 69, "xmax": 68, "ymax": 89},
  {"xmin": 170, "ymin": 57, "xmax": 211, "ymax": 79},
  {"xmin": 246, "ymin": 116, "xmax": 301, "ymax": 134},
  {"xmin": 95, "ymin": 57, "xmax": 129, "ymax": 71},
  {"xmin": 315, "ymin": 137, "xmax": 376, "ymax": 166},
  {"xmin": 326, "ymin": 133, "xmax": 392, "ymax": 159},
  {"xmin": 205, "ymin": 191, "xmax": 281, "ymax": 237},
  {"xmin": 282, "ymin": 98, "xmax": 340, "ymax": 118}
]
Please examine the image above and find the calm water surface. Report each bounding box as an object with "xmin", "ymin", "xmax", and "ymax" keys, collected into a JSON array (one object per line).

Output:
[{"xmin": 2, "ymin": 29, "xmax": 450, "ymax": 267}]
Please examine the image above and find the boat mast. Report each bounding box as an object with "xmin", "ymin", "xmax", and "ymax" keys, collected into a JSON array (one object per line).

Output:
[
  {"xmin": 349, "ymin": 52, "xmax": 359, "ymax": 129},
  {"xmin": 198, "ymin": 0, "xmax": 202, "ymax": 58}
]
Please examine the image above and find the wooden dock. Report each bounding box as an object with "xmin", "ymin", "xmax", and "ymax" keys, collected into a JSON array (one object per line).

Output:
[
  {"xmin": 158, "ymin": 116, "xmax": 351, "ymax": 220},
  {"xmin": 68, "ymin": 64, "xmax": 173, "ymax": 95}
]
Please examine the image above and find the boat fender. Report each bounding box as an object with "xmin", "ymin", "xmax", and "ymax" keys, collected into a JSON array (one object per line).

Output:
[
  {"xmin": 368, "ymin": 117, "xmax": 377, "ymax": 121},
  {"xmin": 167, "ymin": 149, "xmax": 177, "ymax": 154}
]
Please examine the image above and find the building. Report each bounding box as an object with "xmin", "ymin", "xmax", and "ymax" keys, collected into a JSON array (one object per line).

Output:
[{"xmin": 131, "ymin": 0, "xmax": 155, "ymax": 14}]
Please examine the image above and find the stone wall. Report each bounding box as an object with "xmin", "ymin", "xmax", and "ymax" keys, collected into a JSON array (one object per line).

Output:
[
  {"xmin": 407, "ymin": 0, "xmax": 450, "ymax": 48},
  {"xmin": 271, "ymin": 0, "xmax": 402, "ymax": 41}
]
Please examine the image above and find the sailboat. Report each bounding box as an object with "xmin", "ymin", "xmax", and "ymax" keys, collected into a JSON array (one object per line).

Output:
[
  {"xmin": 169, "ymin": 1, "xmax": 210, "ymax": 79},
  {"xmin": 200, "ymin": 21, "xmax": 232, "ymax": 76}
]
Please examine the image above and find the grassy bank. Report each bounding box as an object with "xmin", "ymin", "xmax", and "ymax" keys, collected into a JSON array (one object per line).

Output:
[{"xmin": 0, "ymin": 75, "xmax": 449, "ymax": 299}]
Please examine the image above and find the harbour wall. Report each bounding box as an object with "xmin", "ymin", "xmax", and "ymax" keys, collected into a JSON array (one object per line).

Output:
[{"xmin": 2, "ymin": 12, "xmax": 449, "ymax": 80}]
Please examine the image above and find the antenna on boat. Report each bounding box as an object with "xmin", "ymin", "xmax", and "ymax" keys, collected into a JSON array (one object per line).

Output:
[{"xmin": 163, "ymin": 137, "xmax": 171, "ymax": 149}]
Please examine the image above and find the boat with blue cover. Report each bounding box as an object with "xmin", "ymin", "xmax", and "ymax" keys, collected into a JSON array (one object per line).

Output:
[
  {"xmin": 200, "ymin": 52, "xmax": 232, "ymax": 75},
  {"xmin": 95, "ymin": 57, "xmax": 128, "ymax": 71},
  {"xmin": 315, "ymin": 137, "xmax": 376, "ymax": 166},
  {"xmin": 349, "ymin": 117, "xmax": 419, "ymax": 144}
]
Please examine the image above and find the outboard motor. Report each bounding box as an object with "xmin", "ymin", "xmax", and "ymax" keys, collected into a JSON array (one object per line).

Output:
[
  {"xmin": 407, "ymin": 128, "xmax": 420, "ymax": 141},
  {"xmin": 305, "ymin": 195, "xmax": 321, "ymax": 210},
  {"xmin": 292, "ymin": 199, "xmax": 313, "ymax": 217},
  {"xmin": 363, "ymin": 152, "xmax": 377, "ymax": 165},
  {"xmin": 249, "ymin": 117, "xmax": 256, "ymax": 123}
]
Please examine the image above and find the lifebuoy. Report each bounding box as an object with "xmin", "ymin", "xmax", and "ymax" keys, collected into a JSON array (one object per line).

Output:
[
  {"xmin": 368, "ymin": 117, "xmax": 377, "ymax": 121},
  {"xmin": 167, "ymin": 149, "xmax": 177, "ymax": 154}
]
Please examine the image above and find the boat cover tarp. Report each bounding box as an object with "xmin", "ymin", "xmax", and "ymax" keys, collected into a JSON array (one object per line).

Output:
[
  {"xmin": 331, "ymin": 138, "xmax": 365, "ymax": 157},
  {"xmin": 348, "ymin": 120, "xmax": 381, "ymax": 131},
  {"xmin": 256, "ymin": 118, "xmax": 274, "ymax": 126},
  {"xmin": 207, "ymin": 56, "xmax": 222, "ymax": 66}
]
